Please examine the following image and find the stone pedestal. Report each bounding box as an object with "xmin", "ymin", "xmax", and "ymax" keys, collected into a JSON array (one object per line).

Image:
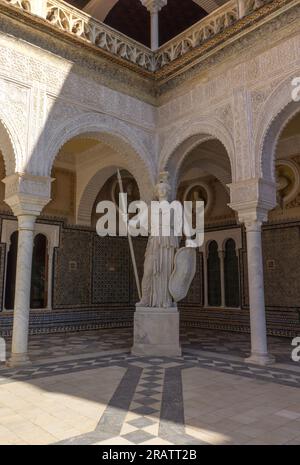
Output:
[{"xmin": 132, "ymin": 306, "xmax": 182, "ymax": 357}]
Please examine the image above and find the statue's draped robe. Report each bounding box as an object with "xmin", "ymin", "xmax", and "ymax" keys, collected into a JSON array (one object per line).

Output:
[
  {"xmin": 145, "ymin": 234, "xmax": 178, "ymax": 307},
  {"xmin": 129, "ymin": 205, "xmax": 179, "ymax": 308}
]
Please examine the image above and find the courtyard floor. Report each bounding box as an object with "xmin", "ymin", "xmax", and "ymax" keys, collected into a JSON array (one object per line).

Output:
[{"xmin": 0, "ymin": 328, "xmax": 299, "ymax": 445}]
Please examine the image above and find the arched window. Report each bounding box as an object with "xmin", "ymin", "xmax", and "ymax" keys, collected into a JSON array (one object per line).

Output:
[
  {"xmin": 30, "ymin": 234, "xmax": 48, "ymax": 309},
  {"xmin": 224, "ymin": 238, "xmax": 240, "ymax": 308},
  {"xmin": 207, "ymin": 241, "xmax": 221, "ymax": 306},
  {"xmin": 5, "ymin": 231, "xmax": 18, "ymax": 310}
]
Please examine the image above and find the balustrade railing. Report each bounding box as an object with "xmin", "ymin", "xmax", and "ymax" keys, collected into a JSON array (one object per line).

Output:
[{"xmin": 2, "ymin": 0, "xmax": 274, "ymax": 72}]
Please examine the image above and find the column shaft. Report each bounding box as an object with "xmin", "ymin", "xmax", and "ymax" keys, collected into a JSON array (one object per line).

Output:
[
  {"xmin": 140, "ymin": 0, "xmax": 167, "ymax": 50},
  {"xmin": 8, "ymin": 215, "xmax": 36, "ymax": 367},
  {"xmin": 219, "ymin": 250, "xmax": 225, "ymax": 307},
  {"xmin": 150, "ymin": 11, "xmax": 159, "ymax": 50},
  {"xmin": 245, "ymin": 222, "xmax": 274, "ymax": 365},
  {"xmin": 203, "ymin": 252, "xmax": 208, "ymax": 307}
]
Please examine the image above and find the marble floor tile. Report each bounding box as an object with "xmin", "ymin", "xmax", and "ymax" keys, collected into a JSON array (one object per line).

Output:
[{"xmin": 0, "ymin": 328, "xmax": 299, "ymax": 445}]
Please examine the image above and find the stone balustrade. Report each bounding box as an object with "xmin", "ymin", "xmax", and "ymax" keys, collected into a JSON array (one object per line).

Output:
[{"xmin": 2, "ymin": 0, "xmax": 273, "ymax": 72}]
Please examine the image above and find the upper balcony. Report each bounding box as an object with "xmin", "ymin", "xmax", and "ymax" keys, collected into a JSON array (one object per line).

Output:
[{"xmin": 0, "ymin": 0, "xmax": 295, "ymax": 77}]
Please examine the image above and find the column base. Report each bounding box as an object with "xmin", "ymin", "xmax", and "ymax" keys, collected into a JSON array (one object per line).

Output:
[
  {"xmin": 6, "ymin": 353, "xmax": 32, "ymax": 368},
  {"xmin": 245, "ymin": 352, "xmax": 276, "ymax": 366},
  {"xmin": 132, "ymin": 306, "xmax": 182, "ymax": 357}
]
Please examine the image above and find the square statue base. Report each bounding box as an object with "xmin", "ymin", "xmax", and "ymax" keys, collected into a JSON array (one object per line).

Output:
[{"xmin": 131, "ymin": 306, "xmax": 182, "ymax": 357}]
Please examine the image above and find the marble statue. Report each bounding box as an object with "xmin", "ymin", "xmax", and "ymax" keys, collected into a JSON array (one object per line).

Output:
[
  {"xmin": 137, "ymin": 173, "xmax": 179, "ymax": 308},
  {"xmin": 136, "ymin": 172, "xmax": 197, "ymax": 308},
  {"xmin": 132, "ymin": 172, "xmax": 196, "ymax": 357}
]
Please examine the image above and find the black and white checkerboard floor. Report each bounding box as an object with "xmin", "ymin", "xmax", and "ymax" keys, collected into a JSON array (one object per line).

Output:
[
  {"xmin": 2, "ymin": 327, "xmax": 296, "ymax": 364},
  {"xmin": 0, "ymin": 328, "xmax": 300, "ymax": 445}
]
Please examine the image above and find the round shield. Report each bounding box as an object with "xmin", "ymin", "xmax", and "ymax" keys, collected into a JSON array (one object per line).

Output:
[{"xmin": 169, "ymin": 247, "xmax": 197, "ymax": 302}]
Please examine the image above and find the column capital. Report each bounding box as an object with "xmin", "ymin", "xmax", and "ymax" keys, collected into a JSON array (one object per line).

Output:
[
  {"xmin": 236, "ymin": 210, "xmax": 267, "ymax": 231},
  {"xmin": 3, "ymin": 173, "xmax": 52, "ymax": 217},
  {"xmin": 228, "ymin": 178, "xmax": 276, "ymax": 226},
  {"xmin": 140, "ymin": 0, "xmax": 168, "ymax": 14}
]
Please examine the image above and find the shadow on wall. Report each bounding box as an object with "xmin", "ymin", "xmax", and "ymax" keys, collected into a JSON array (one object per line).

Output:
[
  {"xmin": 0, "ymin": 0, "xmax": 158, "ymax": 366},
  {"xmin": 0, "ymin": 0, "xmax": 156, "ymax": 202}
]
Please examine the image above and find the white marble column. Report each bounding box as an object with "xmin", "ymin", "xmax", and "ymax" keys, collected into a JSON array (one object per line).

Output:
[
  {"xmin": 140, "ymin": 0, "xmax": 168, "ymax": 50},
  {"xmin": 244, "ymin": 220, "xmax": 274, "ymax": 365},
  {"xmin": 218, "ymin": 250, "xmax": 225, "ymax": 308},
  {"xmin": 203, "ymin": 251, "xmax": 209, "ymax": 307},
  {"xmin": 229, "ymin": 178, "xmax": 277, "ymax": 366},
  {"xmin": 150, "ymin": 10, "xmax": 159, "ymax": 50},
  {"xmin": 7, "ymin": 214, "xmax": 36, "ymax": 366},
  {"xmin": 3, "ymin": 174, "xmax": 52, "ymax": 367}
]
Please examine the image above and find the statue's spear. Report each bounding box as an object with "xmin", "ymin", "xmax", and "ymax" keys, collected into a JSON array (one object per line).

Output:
[{"xmin": 117, "ymin": 169, "xmax": 142, "ymax": 301}]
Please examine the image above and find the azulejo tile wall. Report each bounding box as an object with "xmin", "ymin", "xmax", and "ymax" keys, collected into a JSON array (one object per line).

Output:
[{"xmin": 0, "ymin": 216, "xmax": 299, "ymax": 337}]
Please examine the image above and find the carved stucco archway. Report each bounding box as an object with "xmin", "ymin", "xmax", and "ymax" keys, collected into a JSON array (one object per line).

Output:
[
  {"xmin": 255, "ymin": 72, "xmax": 300, "ymax": 183},
  {"xmin": 181, "ymin": 156, "xmax": 232, "ymax": 194},
  {"xmin": 76, "ymin": 154, "xmax": 151, "ymax": 226},
  {"xmin": 160, "ymin": 119, "xmax": 235, "ymax": 196},
  {"xmin": 0, "ymin": 111, "xmax": 20, "ymax": 176},
  {"xmin": 27, "ymin": 112, "xmax": 155, "ymax": 200}
]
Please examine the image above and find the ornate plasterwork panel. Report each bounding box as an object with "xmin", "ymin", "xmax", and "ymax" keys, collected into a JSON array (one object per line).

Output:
[
  {"xmin": 0, "ymin": 30, "xmax": 156, "ymax": 128},
  {"xmin": 254, "ymin": 75, "xmax": 300, "ymax": 182},
  {"xmin": 157, "ymin": 28, "xmax": 300, "ymax": 190},
  {"xmin": 42, "ymin": 106, "xmax": 156, "ymax": 171},
  {"xmin": 231, "ymin": 89, "xmax": 253, "ymax": 181},
  {"xmin": 0, "ymin": 118, "xmax": 17, "ymax": 176},
  {"xmin": 0, "ymin": 30, "xmax": 156, "ymax": 180},
  {"xmin": 0, "ymin": 76, "xmax": 30, "ymax": 174}
]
